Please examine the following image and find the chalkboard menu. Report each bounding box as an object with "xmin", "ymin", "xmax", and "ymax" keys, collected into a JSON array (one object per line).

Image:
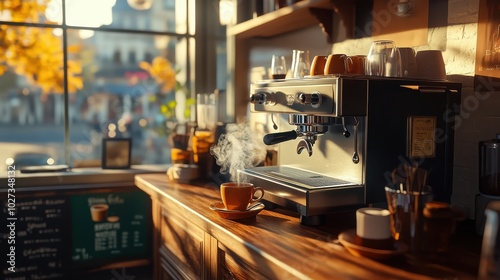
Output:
[
  {"xmin": 1, "ymin": 188, "xmax": 151, "ymax": 279},
  {"xmin": 1, "ymin": 196, "xmax": 71, "ymax": 280},
  {"xmin": 70, "ymin": 191, "xmax": 150, "ymax": 266}
]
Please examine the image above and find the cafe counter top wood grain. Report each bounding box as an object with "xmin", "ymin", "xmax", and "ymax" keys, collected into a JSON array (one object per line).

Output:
[{"xmin": 135, "ymin": 173, "xmax": 481, "ymax": 280}]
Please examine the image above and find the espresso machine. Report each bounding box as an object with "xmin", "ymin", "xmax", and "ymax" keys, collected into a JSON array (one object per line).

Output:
[{"xmin": 240, "ymin": 76, "xmax": 461, "ymax": 225}]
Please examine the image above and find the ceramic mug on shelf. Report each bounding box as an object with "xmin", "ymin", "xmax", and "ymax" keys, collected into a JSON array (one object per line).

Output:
[
  {"xmin": 324, "ymin": 54, "xmax": 348, "ymax": 75},
  {"xmin": 347, "ymin": 55, "xmax": 367, "ymax": 75},
  {"xmin": 309, "ymin": 55, "xmax": 328, "ymax": 76},
  {"xmin": 415, "ymin": 50, "xmax": 446, "ymax": 80}
]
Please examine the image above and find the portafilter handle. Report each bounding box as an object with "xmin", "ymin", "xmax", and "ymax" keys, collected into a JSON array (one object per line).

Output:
[{"xmin": 263, "ymin": 130, "xmax": 298, "ymax": 145}]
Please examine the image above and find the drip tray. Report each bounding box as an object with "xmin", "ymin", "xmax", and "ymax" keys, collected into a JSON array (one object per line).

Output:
[
  {"xmin": 240, "ymin": 166, "xmax": 364, "ymax": 217},
  {"xmin": 253, "ymin": 166, "xmax": 355, "ymax": 189}
]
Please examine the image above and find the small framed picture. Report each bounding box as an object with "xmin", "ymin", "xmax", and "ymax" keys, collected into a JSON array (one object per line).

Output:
[{"xmin": 102, "ymin": 138, "xmax": 132, "ymax": 169}]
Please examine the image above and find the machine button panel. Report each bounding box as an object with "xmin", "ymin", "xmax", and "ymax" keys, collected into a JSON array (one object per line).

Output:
[{"xmin": 250, "ymin": 84, "xmax": 336, "ymax": 115}]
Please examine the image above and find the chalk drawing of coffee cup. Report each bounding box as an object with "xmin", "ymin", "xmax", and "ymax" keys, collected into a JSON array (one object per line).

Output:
[{"xmin": 90, "ymin": 204, "xmax": 109, "ymax": 222}]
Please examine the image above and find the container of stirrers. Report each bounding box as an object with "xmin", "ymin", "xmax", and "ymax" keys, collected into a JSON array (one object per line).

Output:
[{"xmin": 385, "ymin": 184, "xmax": 433, "ymax": 253}]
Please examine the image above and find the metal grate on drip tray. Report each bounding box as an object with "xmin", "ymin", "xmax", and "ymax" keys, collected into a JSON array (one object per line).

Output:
[{"xmin": 245, "ymin": 166, "xmax": 356, "ymax": 190}]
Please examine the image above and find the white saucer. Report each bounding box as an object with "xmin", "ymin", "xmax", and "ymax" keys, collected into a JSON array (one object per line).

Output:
[{"xmin": 209, "ymin": 201, "xmax": 264, "ymax": 220}]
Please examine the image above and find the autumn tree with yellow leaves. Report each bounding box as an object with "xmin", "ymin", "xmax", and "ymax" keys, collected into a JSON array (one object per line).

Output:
[
  {"xmin": 139, "ymin": 56, "xmax": 194, "ymax": 120},
  {"xmin": 0, "ymin": 0, "xmax": 83, "ymax": 94}
]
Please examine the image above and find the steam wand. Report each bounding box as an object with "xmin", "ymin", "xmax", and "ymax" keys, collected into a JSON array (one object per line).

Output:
[
  {"xmin": 352, "ymin": 117, "xmax": 360, "ymax": 164},
  {"xmin": 271, "ymin": 114, "xmax": 278, "ymax": 130},
  {"xmin": 342, "ymin": 117, "xmax": 350, "ymax": 138}
]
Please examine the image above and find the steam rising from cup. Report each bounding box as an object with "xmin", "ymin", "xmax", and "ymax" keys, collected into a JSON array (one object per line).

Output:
[{"xmin": 210, "ymin": 122, "xmax": 267, "ymax": 183}]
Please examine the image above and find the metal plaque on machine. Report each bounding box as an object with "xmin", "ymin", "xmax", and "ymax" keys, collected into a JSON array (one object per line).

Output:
[{"xmin": 407, "ymin": 116, "xmax": 437, "ymax": 158}]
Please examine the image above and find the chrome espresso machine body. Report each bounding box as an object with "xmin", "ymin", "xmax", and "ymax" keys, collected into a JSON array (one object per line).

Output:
[{"xmin": 241, "ymin": 76, "xmax": 461, "ymax": 225}]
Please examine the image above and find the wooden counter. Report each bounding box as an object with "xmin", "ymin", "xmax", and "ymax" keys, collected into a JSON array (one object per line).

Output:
[{"xmin": 135, "ymin": 174, "xmax": 481, "ymax": 280}]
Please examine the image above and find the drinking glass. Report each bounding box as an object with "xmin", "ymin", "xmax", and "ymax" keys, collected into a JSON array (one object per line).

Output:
[
  {"xmin": 385, "ymin": 185, "xmax": 433, "ymax": 252},
  {"xmin": 271, "ymin": 55, "xmax": 287, "ymax": 80},
  {"xmin": 196, "ymin": 93, "xmax": 216, "ymax": 131},
  {"xmin": 366, "ymin": 40, "xmax": 402, "ymax": 77},
  {"xmin": 291, "ymin": 50, "xmax": 307, "ymax": 78}
]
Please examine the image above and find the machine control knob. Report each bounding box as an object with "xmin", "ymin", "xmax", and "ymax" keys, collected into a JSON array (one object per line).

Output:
[
  {"xmin": 297, "ymin": 92, "xmax": 321, "ymax": 108},
  {"xmin": 250, "ymin": 91, "xmax": 276, "ymax": 105}
]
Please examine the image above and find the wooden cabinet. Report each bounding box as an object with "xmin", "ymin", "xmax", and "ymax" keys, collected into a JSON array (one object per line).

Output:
[
  {"xmin": 153, "ymin": 200, "xmax": 274, "ymax": 280},
  {"xmin": 157, "ymin": 205, "xmax": 210, "ymax": 279},
  {"xmin": 217, "ymin": 243, "xmax": 270, "ymax": 280}
]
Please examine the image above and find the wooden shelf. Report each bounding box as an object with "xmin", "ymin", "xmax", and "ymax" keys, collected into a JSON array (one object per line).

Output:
[{"xmin": 228, "ymin": 0, "xmax": 342, "ymax": 40}]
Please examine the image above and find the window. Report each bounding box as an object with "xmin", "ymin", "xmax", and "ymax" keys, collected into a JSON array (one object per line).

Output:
[
  {"xmin": 128, "ymin": 50, "xmax": 137, "ymax": 64},
  {"xmin": 0, "ymin": 0, "xmax": 223, "ymax": 169},
  {"xmin": 113, "ymin": 49, "xmax": 123, "ymax": 65}
]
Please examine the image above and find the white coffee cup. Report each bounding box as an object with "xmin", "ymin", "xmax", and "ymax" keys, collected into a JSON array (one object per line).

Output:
[
  {"xmin": 356, "ymin": 207, "xmax": 391, "ymax": 240},
  {"xmin": 167, "ymin": 163, "xmax": 199, "ymax": 183}
]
